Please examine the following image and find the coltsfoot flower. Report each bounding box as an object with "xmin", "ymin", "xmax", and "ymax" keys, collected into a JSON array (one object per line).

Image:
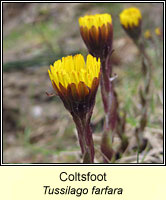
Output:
[
  {"xmin": 120, "ymin": 7, "xmax": 142, "ymax": 41},
  {"xmin": 79, "ymin": 14, "xmax": 113, "ymax": 58},
  {"xmin": 48, "ymin": 54, "xmax": 100, "ymax": 117},
  {"xmin": 48, "ymin": 54, "xmax": 100, "ymax": 163},
  {"xmin": 155, "ymin": 27, "xmax": 161, "ymax": 36},
  {"xmin": 144, "ymin": 30, "xmax": 152, "ymax": 40}
]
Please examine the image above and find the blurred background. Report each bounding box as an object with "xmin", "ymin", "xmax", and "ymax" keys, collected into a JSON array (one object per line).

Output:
[{"xmin": 3, "ymin": 2, "xmax": 163, "ymax": 163}]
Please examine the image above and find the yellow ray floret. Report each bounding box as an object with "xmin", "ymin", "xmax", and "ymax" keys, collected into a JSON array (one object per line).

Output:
[
  {"xmin": 119, "ymin": 7, "xmax": 142, "ymax": 28},
  {"xmin": 79, "ymin": 13, "xmax": 112, "ymax": 29},
  {"xmin": 48, "ymin": 54, "xmax": 100, "ymax": 90}
]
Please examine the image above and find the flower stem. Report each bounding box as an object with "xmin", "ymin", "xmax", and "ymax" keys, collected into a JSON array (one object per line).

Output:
[
  {"xmin": 100, "ymin": 55, "xmax": 118, "ymax": 132},
  {"xmin": 73, "ymin": 114, "xmax": 94, "ymax": 163},
  {"xmin": 100, "ymin": 54, "xmax": 118, "ymax": 162},
  {"xmin": 134, "ymin": 38, "xmax": 152, "ymax": 150}
]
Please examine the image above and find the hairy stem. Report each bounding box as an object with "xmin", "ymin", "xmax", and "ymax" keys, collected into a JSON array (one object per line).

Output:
[
  {"xmin": 135, "ymin": 38, "xmax": 152, "ymax": 150},
  {"xmin": 100, "ymin": 56, "xmax": 118, "ymax": 132},
  {"xmin": 100, "ymin": 54, "xmax": 118, "ymax": 162},
  {"xmin": 73, "ymin": 114, "xmax": 94, "ymax": 163}
]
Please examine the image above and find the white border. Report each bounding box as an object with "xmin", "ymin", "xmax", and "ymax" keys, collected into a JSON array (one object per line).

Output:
[{"xmin": 1, "ymin": 0, "xmax": 165, "ymax": 166}]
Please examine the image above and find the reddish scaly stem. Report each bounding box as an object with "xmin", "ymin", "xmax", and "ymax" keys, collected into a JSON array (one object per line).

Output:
[
  {"xmin": 100, "ymin": 53, "xmax": 119, "ymax": 162},
  {"xmin": 100, "ymin": 54, "xmax": 118, "ymax": 133},
  {"xmin": 73, "ymin": 113, "xmax": 94, "ymax": 163}
]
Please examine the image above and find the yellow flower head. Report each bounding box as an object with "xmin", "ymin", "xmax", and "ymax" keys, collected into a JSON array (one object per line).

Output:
[
  {"xmin": 144, "ymin": 30, "xmax": 151, "ymax": 39},
  {"xmin": 119, "ymin": 7, "xmax": 142, "ymax": 28},
  {"xmin": 79, "ymin": 13, "xmax": 112, "ymax": 29},
  {"xmin": 79, "ymin": 13, "xmax": 113, "ymax": 58},
  {"xmin": 48, "ymin": 54, "xmax": 100, "ymax": 90},
  {"xmin": 48, "ymin": 54, "xmax": 100, "ymax": 116},
  {"xmin": 155, "ymin": 27, "xmax": 161, "ymax": 36},
  {"xmin": 48, "ymin": 54, "xmax": 100, "ymax": 110}
]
